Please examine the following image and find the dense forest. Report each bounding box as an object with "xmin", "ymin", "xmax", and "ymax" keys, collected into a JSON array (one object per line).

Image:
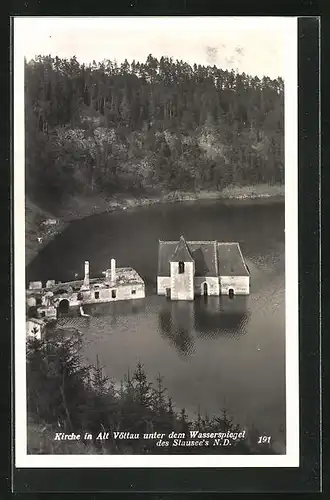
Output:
[
  {"xmin": 27, "ymin": 327, "xmax": 274, "ymax": 455},
  {"xmin": 25, "ymin": 55, "xmax": 284, "ymax": 206}
]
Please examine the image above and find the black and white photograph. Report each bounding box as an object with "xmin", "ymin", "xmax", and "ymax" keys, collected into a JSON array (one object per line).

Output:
[{"xmin": 14, "ymin": 16, "xmax": 299, "ymax": 468}]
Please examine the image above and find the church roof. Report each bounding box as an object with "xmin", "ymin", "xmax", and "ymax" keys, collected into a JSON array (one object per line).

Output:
[
  {"xmin": 158, "ymin": 239, "xmax": 218, "ymax": 277},
  {"xmin": 158, "ymin": 240, "xmax": 249, "ymax": 277},
  {"xmin": 217, "ymin": 242, "xmax": 250, "ymax": 276},
  {"xmin": 170, "ymin": 236, "xmax": 194, "ymax": 262}
]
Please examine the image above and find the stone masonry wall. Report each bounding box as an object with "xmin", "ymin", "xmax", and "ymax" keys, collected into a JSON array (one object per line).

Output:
[
  {"xmin": 219, "ymin": 276, "xmax": 250, "ymax": 295},
  {"xmin": 194, "ymin": 276, "xmax": 220, "ymax": 296},
  {"xmin": 170, "ymin": 261, "xmax": 194, "ymax": 300},
  {"xmin": 158, "ymin": 274, "xmax": 250, "ymax": 298},
  {"xmin": 67, "ymin": 283, "xmax": 145, "ymax": 306},
  {"xmin": 157, "ymin": 276, "xmax": 171, "ymax": 295}
]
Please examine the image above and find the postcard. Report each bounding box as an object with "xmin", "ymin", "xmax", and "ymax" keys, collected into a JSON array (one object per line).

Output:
[{"xmin": 14, "ymin": 16, "xmax": 299, "ymax": 469}]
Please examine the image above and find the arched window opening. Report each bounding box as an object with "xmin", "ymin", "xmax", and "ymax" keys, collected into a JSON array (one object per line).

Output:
[{"xmin": 178, "ymin": 261, "xmax": 185, "ymax": 274}]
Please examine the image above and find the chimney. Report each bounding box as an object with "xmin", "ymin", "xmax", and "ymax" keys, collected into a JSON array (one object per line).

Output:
[
  {"xmin": 111, "ymin": 258, "xmax": 116, "ymax": 283},
  {"xmin": 82, "ymin": 260, "xmax": 90, "ymax": 289}
]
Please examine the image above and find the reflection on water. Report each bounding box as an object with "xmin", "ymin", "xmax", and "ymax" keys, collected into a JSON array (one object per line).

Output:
[
  {"xmin": 159, "ymin": 301, "xmax": 196, "ymax": 357},
  {"xmin": 56, "ymin": 299, "xmax": 147, "ymax": 332},
  {"xmin": 27, "ymin": 200, "xmax": 285, "ymax": 449},
  {"xmin": 84, "ymin": 299, "xmax": 146, "ymax": 318},
  {"xmin": 158, "ymin": 296, "xmax": 250, "ymax": 356},
  {"xmin": 85, "ymin": 300, "xmax": 146, "ymax": 329},
  {"xmin": 195, "ymin": 295, "xmax": 250, "ymax": 338}
]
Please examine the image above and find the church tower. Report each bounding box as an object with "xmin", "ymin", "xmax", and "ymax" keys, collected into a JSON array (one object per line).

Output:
[{"xmin": 170, "ymin": 235, "xmax": 195, "ymax": 300}]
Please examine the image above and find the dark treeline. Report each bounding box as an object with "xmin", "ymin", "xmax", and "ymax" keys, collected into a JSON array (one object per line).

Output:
[
  {"xmin": 27, "ymin": 328, "xmax": 273, "ymax": 455},
  {"xmin": 25, "ymin": 55, "xmax": 284, "ymax": 204}
]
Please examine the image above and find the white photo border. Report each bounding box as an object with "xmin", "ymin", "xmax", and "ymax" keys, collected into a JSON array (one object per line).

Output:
[{"xmin": 14, "ymin": 16, "xmax": 299, "ymax": 468}]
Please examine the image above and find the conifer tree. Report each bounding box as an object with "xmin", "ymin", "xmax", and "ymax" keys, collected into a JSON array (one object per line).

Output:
[
  {"xmin": 151, "ymin": 373, "xmax": 167, "ymax": 415},
  {"xmin": 25, "ymin": 54, "xmax": 284, "ymax": 204},
  {"xmin": 133, "ymin": 361, "xmax": 153, "ymax": 408},
  {"xmin": 26, "ymin": 329, "xmax": 276, "ymax": 455}
]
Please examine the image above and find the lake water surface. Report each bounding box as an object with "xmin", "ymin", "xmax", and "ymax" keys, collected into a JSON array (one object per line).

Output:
[{"xmin": 27, "ymin": 199, "xmax": 286, "ymax": 450}]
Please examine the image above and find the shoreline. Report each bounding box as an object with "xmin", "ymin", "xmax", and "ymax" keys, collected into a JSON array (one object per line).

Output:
[{"xmin": 25, "ymin": 185, "xmax": 284, "ymax": 266}]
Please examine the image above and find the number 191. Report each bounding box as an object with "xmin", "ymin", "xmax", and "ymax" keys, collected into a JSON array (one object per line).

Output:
[{"xmin": 257, "ymin": 435, "xmax": 271, "ymax": 444}]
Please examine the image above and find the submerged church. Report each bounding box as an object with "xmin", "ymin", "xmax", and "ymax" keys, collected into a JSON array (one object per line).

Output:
[{"xmin": 157, "ymin": 236, "xmax": 250, "ymax": 300}]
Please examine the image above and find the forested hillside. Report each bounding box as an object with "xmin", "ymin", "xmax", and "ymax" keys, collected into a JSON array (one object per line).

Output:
[{"xmin": 25, "ymin": 54, "xmax": 284, "ymax": 208}]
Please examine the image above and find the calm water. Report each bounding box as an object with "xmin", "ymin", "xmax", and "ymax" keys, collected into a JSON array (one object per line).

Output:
[{"xmin": 27, "ymin": 199, "xmax": 286, "ymax": 450}]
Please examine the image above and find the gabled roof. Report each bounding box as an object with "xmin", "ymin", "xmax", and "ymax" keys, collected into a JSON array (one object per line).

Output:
[
  {"xmin": 158, "ymin": 240, "xmax": 249, "ymax": 277},
  {"xmin": 158, "ymin": 240, "xmax": 218, "ymax": 277},
  {"xmin": 170, "ymin": 236, "xmax": 194, "ymax": 262},
  {"xmin": 217, "ymin": 242, "xmax": 250, "ymax": 276}
]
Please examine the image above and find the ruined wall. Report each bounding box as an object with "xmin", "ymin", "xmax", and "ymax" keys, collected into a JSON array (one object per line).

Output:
[
  {"xmin": 194, "ymin": 276, "xmax": 220, "ymax": 296},
  {"xmin": 219, "ymin": 276, "xmax": 250, "ymax": 295},
  {"xmin": 114, "ymin": 283, "xmax": 145, "ymax": 301},
  {"xmin": 170, "ymin": 261, "xmax": 194, "ymax": 301},
  {"xmin": 69, "ymin": 283, "xmax": 145, "ymax": 305},
  {"xmin": 37, "ymin": 306, "xmax": 57, "ymax": 320},
  {"xmin": 26, "ymin": 296, "xmax": 37, "ymax": 307},
  {"xmin": 28, "ymin": 281, "xmax": 42, "ymax": 290}
]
